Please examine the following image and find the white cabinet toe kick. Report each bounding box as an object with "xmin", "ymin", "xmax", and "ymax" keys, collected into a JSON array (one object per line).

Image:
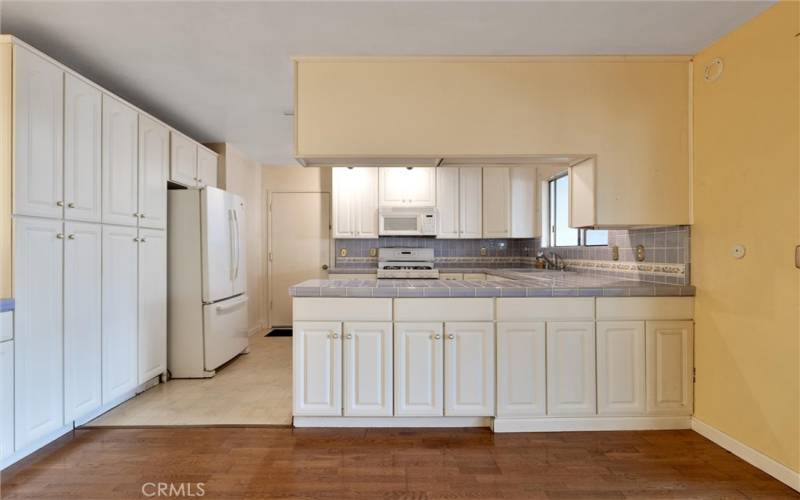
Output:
[{"xmin": 292, "ymin": 297, "xmax": 694, "ymax": 432}]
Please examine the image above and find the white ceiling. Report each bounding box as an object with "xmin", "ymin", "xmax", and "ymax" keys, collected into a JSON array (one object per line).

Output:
[{"xmin": 1, "ymin": 1, "xmax": 775, "ymax": 166}]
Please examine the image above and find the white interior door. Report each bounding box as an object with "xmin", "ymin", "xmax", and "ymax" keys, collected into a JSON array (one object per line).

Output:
[
  {"xmin": 102, "ymin": 224, "xmax": 138, "ymax": 403},
  {"xmin": 597, "ymin": 321, "xmax": 646, "ymax": 416},
  {"xmin": 13, "ymin": 45, "xmax": 64, "ymax": 219},
  {"xmin": 444, "ymin": 322, "xmax": 494, "ymax": 416},
  {"xmin": 270, "ymin": 192, "xmax": 330, "ymax": 327},
  {"xmin": 293, "ymin": 321, "xmax": 342, "ymax": 416},
  {"xmin": 496, "ymin": 322, "xmax": 546, "ymax": 417},
  {"xmin": 138, "ymin": 228, "xmax": 167, "ymax": 384},
  {"xmin": 64, "ymin": 221, "xmax": 102, "ymax": 422},
  {"xmin": 64, "ymin": 74, "xmax": 101, "ymax": 222},
  {"xmin": 343, "ymin": 322, "xmax": 393, "ymax": 417},
  {"xmin": 394, "ymin": 322, "xmax": 443, "ymax": 416}
]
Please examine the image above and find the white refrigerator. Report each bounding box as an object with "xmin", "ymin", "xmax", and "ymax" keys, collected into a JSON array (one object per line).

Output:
[{"xmin": 168, "ymin": 187, "xmax": 249, "ymax": 378}]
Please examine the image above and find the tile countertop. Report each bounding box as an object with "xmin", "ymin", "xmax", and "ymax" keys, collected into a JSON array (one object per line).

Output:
[{"xmin": 291, "ymin": 269, "xmax": 695, "ymax": 298}]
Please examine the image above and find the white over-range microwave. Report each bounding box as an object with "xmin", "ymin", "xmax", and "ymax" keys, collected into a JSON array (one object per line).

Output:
[{"xmin": 379, "ymin": 207, "xmax": 437, "ymax": 236}]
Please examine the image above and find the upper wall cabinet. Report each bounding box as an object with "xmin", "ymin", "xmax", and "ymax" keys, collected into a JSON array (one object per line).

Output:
[
  {"xmin": 170, "ymin": 132, "xmax": 198, "ymax": 187},
  {"xmin": 483, "ymin": 167, "xmax": 510, "ymax": 238},
  {"xmin": 295, "ymin": 59, "xmax": 691, "ymax": 226},
  {"xmin": 13, "ymin": 46, "xmax": 64, "ymax": 219},
  {"xmin": 102, "ymin": 95, "xmax": 139, "ymax": 227},
  {"xmin": 64, "ymin": 74, "xmax": 102, "ymax": 223},
  {"xmin": 332, "ymin": 167, "xmax": 378, "ymax": 238},
  {"xmin": 436, "ymin": 167, "xmax": 482, "ymax": 239},
  {"xmin": 197, "ymin": 148, "xmax": 219, "ymax": 189},
  {"xmin": 138, "ymin": 115, "xmax": 169, "ymax": 229},
  {"xmin": 379, "ymin": 167, "xmax": 435, "ymax": 207},
  {"xmin": 510, "ymin": 167, "xmax": 538, "ymax": 238}
]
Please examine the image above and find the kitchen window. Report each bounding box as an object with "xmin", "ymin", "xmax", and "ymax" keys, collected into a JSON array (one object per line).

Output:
[{"xmin": 545, "ymin": 173, "xmax": 608, "ymax": 247}]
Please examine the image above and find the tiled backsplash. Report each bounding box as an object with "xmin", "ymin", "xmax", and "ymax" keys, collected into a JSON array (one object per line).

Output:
[{"xmin": 334, "ymin": 226, "xmax": 690, "ymax": 285}]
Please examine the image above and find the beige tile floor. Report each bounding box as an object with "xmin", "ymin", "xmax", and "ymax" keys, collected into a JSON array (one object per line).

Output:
[{"xmin": 86, "ymin": 334, "xmax": 292, "ymax": 427}]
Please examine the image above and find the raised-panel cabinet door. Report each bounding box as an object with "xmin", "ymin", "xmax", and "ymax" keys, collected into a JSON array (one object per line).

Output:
[
  {"xmin": 102, "ymin": 95, "xmax": 139, "ymax": 226},
  {"xmin": 546, "ymin": 321, "xmax": 596, "ymax": 416},
  {"xmin": 293, "ymin": 321, "xmax": 342, "ymax": 416},
  {"xmin": 0, "ymin": 340, "xmax": 13, "ymax": 460},
  {"xmin": 197, "ymin": 148, "xmax": 218, "ymax": 188},
  {"xmin": 102, "ymin": 225, "xmax": 139, "ymax": 403},
  {"xmin": 444, "ymin": 322, "xmax": 494, "ymax": 416},
  {"xmin": 64, "ymin": 222, "xmax": 102, "ymax": 422},
  {"xmin": 13, "ymin": 46, "xmax": 64, "ymax": 219},
  {"xmin": 482, "ymin": 167, "xmax": 510, "ymax": 237},
  {"xmin": 64, "ymin": 74, "xmax": 101, "ymax": 222},
  {"xmin": 459, "ymin": 167, "xmax": 483, "ymax": 238},
  {"xmin": 170, "ymin": 132, "xmax": 198, "ymax": 187},
  {"xmin": 379, "ymin": 167, "xmax": 436, "ymax": 207},
  {"xmin": 394, "ymin": 322, "xmax": 443, "ymax": 416},
  {"xmin": 354, "ymin": 168, "xmax": 379, "ymax": 238},
  {"xmin": 138, "ymin": 229, "xmax": 167, "ymax": 384},
  {"xmin": 646, "ymin": 321, "xmax": 693, "ymax": 416},
  {"xmin": 343, "ymin": 322, "xmax": 393, "ymax": 416},
  {"xmin": 138, "ymin": 116, "xmax": 169, "ymax": 229},
  {"xmin": 510, "ymin": 167, "xmax": 537, "ymax": 238},
  {"xmin": 13, "ymin": 217, "xmax": 64, "ymax": 449},
  {"xmin": 597, "ymin": 321, "xmax": 646, "ymax": 416},
  {"xmin": 331, "ymin": 167, "xmax": 355, "ymax": 238},
  {"xmin": 436, "ymin": 168, "xmax": 460, "ymax": 238},
  {"xmin": 496, "ymin": 322, "xmax": 546, "ymax": 417}
]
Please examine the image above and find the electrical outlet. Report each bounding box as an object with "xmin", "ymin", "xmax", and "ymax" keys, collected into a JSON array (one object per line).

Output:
[
  {"xmin": 636, "ymin": 245, "xmax": 646, "ymax": 262},
  {"xmin": 369, "ymin": 247, "xmax": 377, "ymax": 257},
  {"xmin": 611, "ymin": 245, "xmax": 619, "ymax": 261},
  {"xmin": 339, "ymin": 248, "xmax": 348, "ymax": 257},
  {"xmin": 480, "ymin": 247, "xmax": 488, "ymax": 257}
]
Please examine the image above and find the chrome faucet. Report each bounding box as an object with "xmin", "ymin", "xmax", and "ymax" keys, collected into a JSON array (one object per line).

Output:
[{"xmin": 538, "ymin": 250, "xmax": 567, "ymax": 271}]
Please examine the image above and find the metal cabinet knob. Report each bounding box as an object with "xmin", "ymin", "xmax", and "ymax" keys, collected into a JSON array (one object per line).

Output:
[
  {"xmin": 331, "ymin": 333, "xmax": 340, "ymax": 339},
  {"xmin": 433, "ymin": 334, "xmax": 441, "ymax": 340},
  {"xmin": 322, "ymin": 264, "xmax": 329, "ymax": 270},
  {"xmin": 67, "ymin": 234, "xmax": 76, "ymax": 240},
  {"xmin": 67, "ymin": 202, "xmax": 75, "ymax": 208},
  {"xmin": 56, "ymin": 233, "xmax": 64, "ymax": 239},
  {"xmin": 140, "ymin": 237, "xmax": 147, "ymax": 243},
  {"xmin": 140, "ymin": 213, "xmax": 146, "ymax": 219},
  {"xmin": 346, "ymin": 334, "xmax": 353, "ymax": 339},
  {"xmin": 448, "ymin": 334, "xmax": 455, "ymax": 340},
  {"xmin": 56, "ymin": 201, "xmax": 64, "ymax": 207}
]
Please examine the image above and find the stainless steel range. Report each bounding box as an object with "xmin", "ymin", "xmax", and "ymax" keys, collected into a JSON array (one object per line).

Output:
[{"xmin": 377, "ymin": 248, "xmax": 439, "ymax": 279}]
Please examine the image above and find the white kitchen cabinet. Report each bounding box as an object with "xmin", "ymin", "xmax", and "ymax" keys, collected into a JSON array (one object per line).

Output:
[
  {"xmin": 64, "ymin": 74, "xmax": 102, "ymax": 223},
  {"xmin": 436, "ymin": 167, "xmax": 482, "ymax": 239},
  {"xmin": 343, "ymin": 322, "xmax": 393, "ymax": 416},
  {"xmin": 510, "ymin": 167, "xmax": 538, "ymax": 238},
  {"xmin": 332, "ymin": 167, "xmax": 378, "ymax": 238},
  {"xmin": 0, "ymin": 340, "xmax": 13, "ymax": 460},
  {"xmin": 394, "ymin": 322, "xmax": 443, "ymax": 416},
  {"xmin": 13, "ymin": 217, "xmax": 63, "ymax": 450},
  {"xmin": 546, "ymin": 321, "xmax": 596, "ymax": 416},
  {"xmin": 379, "ymin": 167, "xmax": 436, "ymax": 207},
  {"xmin": 13, "ymin": 46, "xmax": 64, "ymax": 219},
  {"xmin": 646, "ymin": 321, "xmax": 693, "ymax": 416},
  {"xmin": 170, "ymin": 132, "xmax": 198, "ymax": 187},
  {"xmin": 197, "ymin": 147, "xmax": 219, "ymax": 188},
  {"xmin": 63, "ymin": 222, "xmax": 102, "ymax": 422},
  {"xmin": 444, "ymin": 322, "xmax": 494, "ymax": 416},
  {"xmin": 496, "ymin": 322, "xmax": 546, "ymax": 417},
  {"xmin": 293, "ymin": 321, "xmax": 342, "ymax": 416},
  {"xmin": 102, "ymin": 225, "xmax": 139, "ymax": 403},
  {"xmin": 597, "ymin": 321, "xmax": 646, "ymax": 416},
  {"xmin": 102, "ymin": 95, "xmax": 139, "ymax": 227},
  {"xmin": 138, "ymin": 229, "xmax": 167, "ymax": 384},
  {"xmin": 138, "ymin": 115, "xmax": 169, "ymax": 229},
  {"xmin": 482, "ymin": 167, "xmax": 510, "ymax": 238}
]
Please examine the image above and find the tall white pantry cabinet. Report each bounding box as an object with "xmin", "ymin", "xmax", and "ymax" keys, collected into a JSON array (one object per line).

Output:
[{"xmin": 0, "ymin": 37, "xmax": 209, "ymax": 464}]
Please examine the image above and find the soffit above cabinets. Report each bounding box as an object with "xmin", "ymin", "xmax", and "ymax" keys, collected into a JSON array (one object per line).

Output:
[{"xmin": 295, "ymin": 154, "xmax": 592, "ymax": 168}]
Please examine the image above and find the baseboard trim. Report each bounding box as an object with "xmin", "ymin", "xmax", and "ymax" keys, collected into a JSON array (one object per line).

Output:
[
  {"xmin": 1, "ymin": 425, "xmax": 73, "ymax": 470},
  {"xmin": 293, "ymin": 416, "xmax": 491, "ymax": 428},
  {"xmin": 492, "ymin": 416, "xmax": 691, "ymax": 433},
  {"xmin": 691, "ymin": 417, "xmax": 800, "ymax": 492}
]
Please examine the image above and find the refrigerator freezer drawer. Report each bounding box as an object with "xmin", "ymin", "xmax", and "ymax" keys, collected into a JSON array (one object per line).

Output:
[{"xmin": 203, "ymin": 295, "xmax": 249, "ymax": 372}]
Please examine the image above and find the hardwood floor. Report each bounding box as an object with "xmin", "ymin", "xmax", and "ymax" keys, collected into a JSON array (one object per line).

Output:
[{"xmin": 1, "ymin": 428, "xmax": 797, "ymax": 499}]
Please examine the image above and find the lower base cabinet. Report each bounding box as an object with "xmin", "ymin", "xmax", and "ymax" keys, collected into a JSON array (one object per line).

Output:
[
  {"xmin": 496, "ymin": 322, "xmax": 546, "ymax": 417},
  {"xmin": 394, "ymin": 322, "xmax": 443, "ymax": 416},
  {"xmin": 293, "ymin": 321, "xmax": 342, "ymax": 416},
  {"xmin": 343, "ymin": 322, "xmax": 392, "ymax": 417},
  {"xmin": 138, "ymin": 228, "xmax": 167, "ymax": 384},
  {"xmin": 646, "ymin": 321, "xmax": 693, "ymax": 415},
  {"xmin": 546, "ymin": 321, "xmax": 596, "ymax": 416},
  {"xmin": 597, "ymin": 321, "xmax": 646, "ymax": 416},
  {"xmin": 444, "ymin": 322, "xmax": 494, "ymax": 416},
  {"xmin": 1, "ymin": 340, "xmax": 13, "ymax": 460}
]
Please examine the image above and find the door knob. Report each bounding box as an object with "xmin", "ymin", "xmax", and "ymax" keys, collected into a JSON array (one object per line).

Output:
[{"xmin": 322, "ymin": 264, "xmax": 329, "ymax": 270}]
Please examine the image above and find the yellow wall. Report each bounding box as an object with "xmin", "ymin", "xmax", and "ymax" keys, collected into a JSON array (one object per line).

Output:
[
  {"xmin": 692, "ymin": 1, "xmax": 800, "ymax": 473},
  {"xmin": 208, "ymin": 143, "xmax": 267, "ymax": 335},
  {"xmin": 295, "ymin": 57, "xmax": 691, "ymax": 226}
]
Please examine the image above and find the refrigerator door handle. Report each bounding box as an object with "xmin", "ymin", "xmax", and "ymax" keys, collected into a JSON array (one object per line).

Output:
[
  {"xmin": 233, "ymin": 209, "xmax": 240, "ymax": 281},
  {"xmin": 229, "ymin": 209, "xmax": 236, "ymax": 281}
]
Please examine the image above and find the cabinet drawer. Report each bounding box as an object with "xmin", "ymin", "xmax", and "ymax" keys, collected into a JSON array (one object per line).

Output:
[
  {"xmin": 596, "ymin": 298, "xmax": 693, "ymax": 321},
  {"xmin": 0, "ymin": 311, "xmax": 12, "ymax": 342},
  {"xmin": 293, "ymin": 298, "xmax": 392, "ymax": 321},
  {"xmin": 329, "ymin": 273, "xmax": 377, "ymax": 280},
  {"xmin": 497, "ymin": 298, "xmax": 595, "ymax": 321},
  {"xmin": 439, "ymin": 273, "xmax": 463, "ymax": 281},
  {"xmin": 395, "ymin": 298, "xmax": 494, "ymax": 321}
]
